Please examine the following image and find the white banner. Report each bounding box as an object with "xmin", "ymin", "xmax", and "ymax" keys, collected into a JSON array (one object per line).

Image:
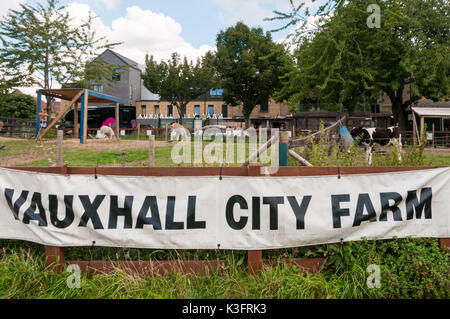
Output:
[{"xmin": 0, "ymin": 167, "xmax": 449, "ymax": 249}]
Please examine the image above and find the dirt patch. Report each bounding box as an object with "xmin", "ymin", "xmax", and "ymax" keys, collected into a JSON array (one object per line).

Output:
[
  {"xmin": 423, "ymin": 148, "xmax": 450, "ymax": 156},
  {"xmin": 62, "ymin": 138, "xmax": 171, "ymax": 151}
]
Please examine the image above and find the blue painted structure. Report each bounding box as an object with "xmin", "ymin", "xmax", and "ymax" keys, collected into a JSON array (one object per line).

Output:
[{"xmin": 35, "ymin": 89, "xmax": 121, "ymax": 144}]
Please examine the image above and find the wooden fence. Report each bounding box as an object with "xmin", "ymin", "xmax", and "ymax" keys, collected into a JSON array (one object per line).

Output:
[
  {"xmin": 4, "ymin": 164, "xmax": 449, "ymax": 276},
  {"xmin": 0, "ymin": 117, "xmax": 36, "ymax": 138}
]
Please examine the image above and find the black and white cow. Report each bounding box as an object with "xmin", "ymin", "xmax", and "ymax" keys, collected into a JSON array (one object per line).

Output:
[{"xmin": 350, "ymin": 126, "xmax": 402, "ymax": 165}]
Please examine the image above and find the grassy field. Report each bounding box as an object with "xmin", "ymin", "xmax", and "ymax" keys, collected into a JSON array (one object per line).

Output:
[
  {"xmin": 0, "ymin": 136, "xmax": 449, "ymax": 167},
  {"xmin": 0, "ymin": 135, "xmax": 449, "ymax": 299}
]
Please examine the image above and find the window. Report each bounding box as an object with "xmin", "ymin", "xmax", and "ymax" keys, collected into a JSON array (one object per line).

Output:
[
  {"xmin": 92, "ymin": 84, "xmax": 103, "ymax": 93},
  {"xmin": 260, "ymin": 101, "xmax": 269, "ymax": 113},
  {"xmin": 112, "ymin": 68, "xmax": 121, "ymax": 81},
  {"xmin": 222, "ymin": 104, "xmax": 228, "ymax": 118},
  {"xmin": 210, "ymin": 88, "xmax": 224, "ymax": 96},
  {"xmin": 194, "ymin": 105, "xmax": 200, "ymax": 116},
  {"xmin": 168, "ymin": 105, "xmax": 173, "ymax": 116},
  {"xmin": 154, "ymin": 105, "xmax": 160, "ymax": 115},
  {"xmin": 208, "ymin": 105, "xmax": 214, "ymax": 116},
  {"xmin": 141, "ymin": 105, "xmax": 146, "ymax": 116}
]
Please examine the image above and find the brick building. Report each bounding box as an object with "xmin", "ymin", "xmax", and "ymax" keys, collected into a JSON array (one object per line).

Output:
[{"xmin": 136, "ymin": 89, "xmax": 292, "ymax": 128}]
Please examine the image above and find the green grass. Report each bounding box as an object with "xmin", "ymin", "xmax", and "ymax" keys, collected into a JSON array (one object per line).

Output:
[
  {"xmin": 0, "ymin": 135, "xmax": 449, "ymax": 299},
  {"xmin": 0, "ymin": 238, "xmax": 447, "ymax": 299}
]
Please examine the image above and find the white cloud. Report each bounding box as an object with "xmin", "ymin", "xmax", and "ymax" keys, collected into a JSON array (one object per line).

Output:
[
  {"xmin": 99, "ymin": 0, "xmax": 121, "ymax": 10},
  {"xmin": 0, "ymin": 0, "xmax": 26, "ymax": 18},
  {"xmin": 66, "ymin": 3, "xmax": 215, "ymax": 63}
]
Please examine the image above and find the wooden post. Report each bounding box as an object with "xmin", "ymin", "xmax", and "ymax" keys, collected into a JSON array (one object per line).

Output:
[
  {"xmin": 440, "ymin": 238, "xmax": 450, "ymax": 248},
  {"xmin": 45, "ymin": 162, "xmax": 67, "ymax": 272},
  {"xmin": 432, "ymin": 123, "xmax": 435, "ymax": 148},
  {"xmin": 57, "ymin": 130, "xmax": 63, "ymax": 165},
  {"xmin": 248, "ymin": 163, "xmax": 263, "ymax": 274},
  {"xmin": 420, "ymin": 116, "xmax": 425, "ymax": 141},
  {"xmin": 137, "ymin": 123, "xmax": 140, "ymax": 140},
  {"xmin": 165, "ymin": 123, "xmax": 169, "ymax": 141},
  {"xmin": 36, "ymin": 90, "xmax": 42, "ymax": 138},
  {"xmin": 82, "ymin": 90, "xmax": 88, "ymax": 144},
  {"xmin": 115, "ymin": 102, "xmax": 120, "ymax": 140},
  {"xmin": 74, "ymin": 102, "xmax": 79, "ymax": 138},
  {"xmin": 149, "ymin": 135, "xmax": 155, "ymax": 167}
]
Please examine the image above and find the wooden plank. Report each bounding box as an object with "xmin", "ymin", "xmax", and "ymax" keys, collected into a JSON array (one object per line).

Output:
[
  {"xmin": 248, "ymin": 163, "xmax": 263, "ymax": 275},
  {"xmin": 289, "ymin": 149, "xmax": 313, "ymax": 167},
  {"xmin": 266, "ymin": 258, "xmax": 325, "ymax": 273},
  {"xmin": 44, "ymin": 246, "xmax": 65, "ymax": 272},
  {"xmin": 83, "ymin": 89, "xmax": 88, "ymax": 143},
  {"xmin": 4, "ymin": 166, "xmax": 444, "ymax": 177},
  {"xmin": 68, "ymin": 260, "xmax": 224, "ymax": 276},
  {"xmin": 115, "ymin": 102, "xmax": 120, "ymax": 139},
  {"xmin": 37, "ymin": 90, "xmax": 83, "ymax": 141},
  {"xmin": 439, "ymin": 238, "xmax": 450, "ymax": 248},
  {"xmin": 74, "ymin": 102, "xmax": 79, "ymax": 138},
  {"xmin": 149, "ymin": 135, "xmax": 155, "ymax": 167},
  {"xmin": 56, "ymin": 130, "xmax": 63, "ymax": 165}
]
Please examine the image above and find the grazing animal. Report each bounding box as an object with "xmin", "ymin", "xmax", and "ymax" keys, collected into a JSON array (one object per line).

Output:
[
  {"xmin": 350, "ymin": 126, "xmax": 402, "ymax": 165},
  {"xmin": 169, "ymin": 122, "xmax": 190, "ymax": 141},
  {"xmin": 97, "ymin": 125, "xmax": 116, "ymax": 139}
]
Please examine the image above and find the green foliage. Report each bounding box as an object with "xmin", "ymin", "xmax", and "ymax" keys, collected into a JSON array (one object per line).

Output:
[
  {"xmin": 0, "ymin": 238, "xmax": 447, "ymax": 298},
  {"xmin": 215, "ymin": 22, "xmax": 292, "ymax": 124},
  {"xmin": 142, "ymin": 52, "xmax": 217, "ymax": 125},
  {"xmin": 0, "ymin": 0, "xmax": 120, "ymax": 120},
  {"xmin": 272, "ymin": 0, "xmax": 450, "ymax": 128},
  {"xmin": 0, "ymin": 93, "xmax": 36, "ymax": 118}
]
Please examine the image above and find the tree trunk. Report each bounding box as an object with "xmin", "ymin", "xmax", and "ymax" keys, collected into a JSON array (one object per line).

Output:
[
  {"xmin": 392, "ymin": 99, "xmax": 406, "ymax": 130},
  {"xmin": 177, "ymin": 103, "xmax": 186, "ymax": 126}
]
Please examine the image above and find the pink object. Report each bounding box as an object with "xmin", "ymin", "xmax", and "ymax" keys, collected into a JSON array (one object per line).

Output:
[{"xmin": 102, "ymin": 117, "xmax": 116, "ymax": 128}]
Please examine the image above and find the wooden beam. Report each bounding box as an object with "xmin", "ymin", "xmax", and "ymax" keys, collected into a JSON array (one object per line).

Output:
[
  {"xmin": 289, "ymin": 149, "xmax": 313, "ymax": 167},
  {"xmin": 242, "ymin": 135, "xmax": 278, "ymax": 166},
  {"xmin": 115, "ymin": 102, "xmax": 120, "ymax": 139},
  {"xmin": 82, "ymin": 90, "xmax": 88, "ymax": 143},
  {"xmin": 412, "ymin": 111, "xmax": 419, "ymax": 144},
  {"xmin": 420, "ymin": 116, "xmax": 425, "ymax": 141},
  {"xmin": 74, "ymin": 102, "xmax": 79, "ymax": 138},
  {"xmin": 37, "ymin": 90, "xmax": 83, "ymax": 141}
]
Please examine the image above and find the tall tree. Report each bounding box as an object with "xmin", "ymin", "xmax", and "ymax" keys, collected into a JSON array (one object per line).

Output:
[
  {"xmin": 0, "ymin": 0, "xmax": 120, "ymax": 122},
  {"xmin": 271, "ymin": 0, "xmax": 449, "ymax": 129},
  {"xmin": 215, "ymin": 22, "xmax": 292, "ymax": 127},
  {"xmin": 142, "ymin": 52, "xmax": 217, "ymax": 125}
]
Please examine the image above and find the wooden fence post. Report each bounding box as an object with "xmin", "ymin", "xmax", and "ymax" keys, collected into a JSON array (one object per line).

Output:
[
  {"xmin": 149, "ymin": 135, "xmax": 155, "ymax": 167},
  {"xmin": 57, "ymin": 130, "xmax": 63, "ymax": 166},
  {"xmin": 248, "ymin": 163, "xmax": 263, "ymax": 274},
  {"xmin": 45, "ymin": 160, "xmax": 67, "ymax": 272}
]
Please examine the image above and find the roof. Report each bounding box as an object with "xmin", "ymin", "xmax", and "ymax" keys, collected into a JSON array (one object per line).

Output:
[
  {"xmin": 104, "ymin": 49, "xmax": 141, "ymax": 71},
  {"xmin": 39, "ymin": 89, "xmax": 121, "ymax": 104},
  {"xmin": 411, "ymin": 107, "xmax": 450, "ymax": 118}
]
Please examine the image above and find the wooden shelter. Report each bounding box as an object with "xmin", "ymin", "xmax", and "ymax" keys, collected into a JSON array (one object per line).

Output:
[
  {"xmin": 36, "ymin": 89, "xmax": 121, "ymax": 144},
  {"xmin": 411, "ymin": 107, "xmax": 450, "ymax": 144}
]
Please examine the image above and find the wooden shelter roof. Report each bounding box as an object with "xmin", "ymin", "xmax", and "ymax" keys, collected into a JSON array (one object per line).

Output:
[{"xmin": 39, "ymin": 89, "xmax": 121, "ymax": 104}]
